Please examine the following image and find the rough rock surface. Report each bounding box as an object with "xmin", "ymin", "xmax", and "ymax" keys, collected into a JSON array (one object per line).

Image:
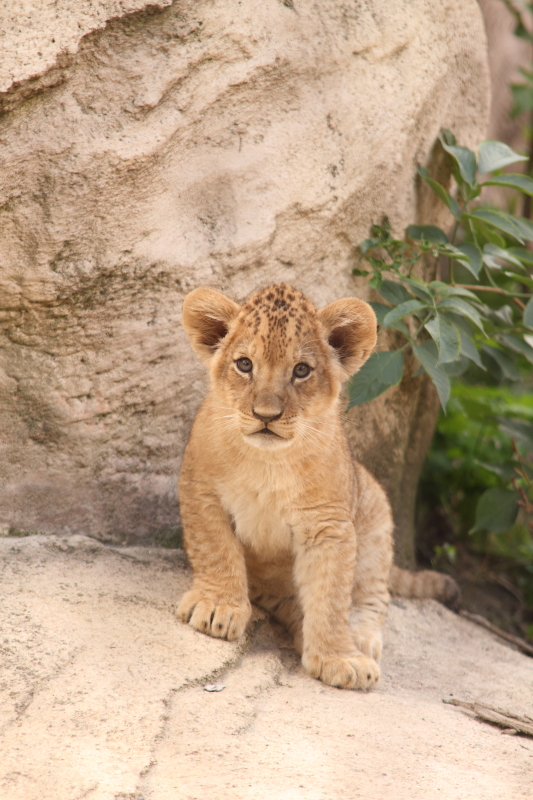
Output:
[
  {"xmin": 0, "ymin": 534, "xmax": 532, "ymax": 800},
  {"xmin": 0, "ymin": 1, "xmax": 490, "ymax": 542},
  {"xmin": 0, "ymin": 1, "xmax": 172, "ymax": 95}
]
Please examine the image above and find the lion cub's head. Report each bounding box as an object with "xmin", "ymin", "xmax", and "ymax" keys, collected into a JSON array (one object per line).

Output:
[{"xmin": 183, "ymin": 283, "xmax": 376, "ymax": 451}]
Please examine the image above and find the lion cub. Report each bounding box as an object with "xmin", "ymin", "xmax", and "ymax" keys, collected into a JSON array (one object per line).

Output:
[{"xmin": 177, "ymin": 283, "xmax": 454, "ymax": 690}]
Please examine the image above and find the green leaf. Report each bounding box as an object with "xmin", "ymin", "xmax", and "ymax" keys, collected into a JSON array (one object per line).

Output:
[
  {"xmin": 496, "ymin": 417, "xmax": 533, "ymax": 450},
  {"xmin": 369, "ymin": 273, "xmax": 383, "ymax": 290},
  {"xmin": 456, "ymin": 243, "xmax": 483, "ymax": 279},
  {"xmin": 438, "ymin": 133, "xmax": 477, "ymax": 186},
  {"xmin": 482, "ymin": 345, "xmax": 521, "ymax": 381},
  {"xmin": 440, "ymin": 129, "xmax": 457, "ymax": 146},
  {"xmin": 417, "ymin": 166, "xmax": 461, "ymax": 217},
  {"xmin": 483, "ymin": 244, "xmax": 524, "ymax": 268},
  {"xmin": 437, "ymin": 297, "xmax": 485, "ymax": 332},
  {"xmin": 482, "ymin": 254, "xmax": 502, "ymax": 270},
  {"xmin": 425, "ymin": 315, "xmax": 461, "ymax": 363},
  {"xmin": 352, "ymin": 267, "xmax": 370, "ymax": 277},
  {"xmin": 442, "ymin": 355, "xmax": 469, "ymax": 377},
  {"xmin": 524, "ymin": 296, "xmax": 533, "ymax": 329},
  {"xmin": 369, "ymin": 302, "xmax": 392, "ymax": 325},
  {"xmin": 508, "ymin": 247, "xmax": 533, "ymax": 267},
  {"xmin": 459, "ymin": 329, "xmax": 485, "ymax": 369},
  {"xmin": 468, "ymin": 217, "xmax": 506, "ymax": 248},
  {"xmin": 390, "ymin": 320, "xmax": 410, "ymax": 337},
  {"xmin": 412, "ymin": 340, "xmax": 451, "ymax": 409},
  {"xmin": 347, "ymin": 350, "xmax": 404, "ymax": 407},
  {"xmin": 477, "ymin": 141, "xmax": 527, "ymax": 174},
  {"xmin": 496, "ymin": 334, "xmax": 533, "ymax": 365},
  {"xmin": 400, "ymin": 277, "xmax": 434, "ymax": 302},
  {"xmin": 378, "ymin": 280, "xmax": 411, "ymax": 306},
  {"xmin": 443, "ymin": 310, "xmax": 476, "ymax": 335},
  {"xmin": 382, "ymin": 300, "xmax": 427, "ymax": 328},
  {"xmin": 474, "ymin": 461, "xmax": 516, "ymax": 481},
  {"xmin": 471, "ymin": 488, "xmax": 518, "ymax": 533},
  {"xmin": 490, "ymin": 305, "xmax": 514, "ymax": 327},
  {"xmin": 482, "ymin": 173, "xmax": 533, "ymax": 196},
  {"xmin": 503, "ymin": 271, "xmax": 533, "ymax": 288},
  {"xmin": 368, "ymin": 303, "xmax": 410, "ymax": 337},
  {"xmin": 405, "ymin": 224, "xmax": 449, "ymax": 244},
  {"xmin": 465, "ymin": 210, "xmax": 525, "ymax": 243},
  {"xmin": 511, "ymin": 213, "xmax": 533, "ymax": 242},
  {"xmin": 360, "ymin": 238, "xmax": 380, "ymax": 255},
  {"xmin": 429, "ymin": 283, "xmax": 478, "ymax": 301}
]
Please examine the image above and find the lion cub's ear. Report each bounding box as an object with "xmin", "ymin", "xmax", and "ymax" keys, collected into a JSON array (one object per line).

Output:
[
  {"xmin": 182, "ymin": 288, "xmax": 240, "ymax": 363},
  {"xmin": 318, "ymin": 297, "xmax": 377, "ymax": 377}
]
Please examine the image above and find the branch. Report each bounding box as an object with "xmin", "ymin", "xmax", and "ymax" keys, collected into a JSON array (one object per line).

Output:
[
  {"xmin": 443, "ymin": 698, "xmax": 533, "ymax": 737},
  {"xmin": 459, "ymin": 609, "xmax": 533, "ymax": 656},
  {"xmin": 456, "ymin": 285, "xmax": 526, "ymax": 310}
]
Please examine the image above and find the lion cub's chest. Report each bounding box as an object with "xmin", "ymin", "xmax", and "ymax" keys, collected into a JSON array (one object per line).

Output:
[{"xmin": 217, "ymin": 469, "xmax": 295, "ymax": 556}]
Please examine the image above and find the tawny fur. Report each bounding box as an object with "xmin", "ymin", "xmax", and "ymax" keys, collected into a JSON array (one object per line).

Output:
[{"xmin": 177, "ymin": 283, "xmax": 457, "ymax": 691}]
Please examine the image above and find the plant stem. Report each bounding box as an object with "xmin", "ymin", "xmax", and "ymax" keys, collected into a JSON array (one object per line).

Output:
[
  {"xmin": 457, "ymin": 285, "xmax": 526, "ymax": 310},
  {"xmin": 448, "ymin": 219, "xmax": 461, "ymax": 284}
]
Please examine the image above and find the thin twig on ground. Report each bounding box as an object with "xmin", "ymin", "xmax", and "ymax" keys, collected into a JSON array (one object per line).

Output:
[{"xmin": 459, "ymin": 609, "xmax": 533, "ymax": 657}]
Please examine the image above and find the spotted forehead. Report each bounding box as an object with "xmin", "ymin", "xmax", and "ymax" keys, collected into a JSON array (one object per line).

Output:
[{"xmin": 237, "ymin": 283, "xmax": 318, "ymax": 359}]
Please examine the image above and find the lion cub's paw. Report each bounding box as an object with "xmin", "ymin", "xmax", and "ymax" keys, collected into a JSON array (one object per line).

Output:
[
  {"xmin": 177, "ymin": 590, "xmax": 251, "ymax": 641},
  {"xmin": 353, "ymin": 628, "xmax": 383, "ymax": 662},
  {"xmin": 303, "ymin": 653, "xmax": 380, "ymax": 690}
]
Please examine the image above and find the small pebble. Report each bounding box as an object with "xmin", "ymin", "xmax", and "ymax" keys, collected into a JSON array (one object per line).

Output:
[{"xmin": 204, "ymin": 683, "xmax": 225, "ymax": 692}]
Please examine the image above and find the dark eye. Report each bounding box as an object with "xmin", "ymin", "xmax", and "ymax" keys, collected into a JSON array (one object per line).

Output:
[
  {"xmin": 236, "ymin": 357, "xmax": 253, "ymax": 373},
  {"xmin": 293, "ymin": 363, "xmax": 311, "ymax": 379}
]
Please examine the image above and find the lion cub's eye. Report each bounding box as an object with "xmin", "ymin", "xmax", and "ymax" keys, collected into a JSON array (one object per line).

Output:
[
  {"xmin": 293, "ymin": 363, "xmax": 311, "ymax": 379},
  {"xmin": 235, "ymin": 357, "xmax": 253, "ymax": 373}
]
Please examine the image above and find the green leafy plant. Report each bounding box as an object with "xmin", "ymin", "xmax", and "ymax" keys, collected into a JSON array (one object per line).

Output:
[
  {"xmin": 349, "ymin": 130, "xmax": 533, "ymax": 553},
  {"xmin": 349, "ymin": 130, "xmax": 533, "ymax": 412},
  {"xmin": 419, "ymin": 383, "xmax": 533, "ymax": 606}
]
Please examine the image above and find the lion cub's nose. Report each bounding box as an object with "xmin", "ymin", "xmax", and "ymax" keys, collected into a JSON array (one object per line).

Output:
[
  {"xmin": 252, "ymin": 394, "xmax": 283, "ymax": 425},
  {"xmin": 253, "ymin": 409, "xmax": 282, "ymax": 425}
]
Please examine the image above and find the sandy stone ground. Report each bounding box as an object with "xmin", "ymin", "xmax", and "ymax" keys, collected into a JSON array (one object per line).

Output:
[{"xmin": 1, "ymin": 534, "xmax": 532, "ymax": 800}]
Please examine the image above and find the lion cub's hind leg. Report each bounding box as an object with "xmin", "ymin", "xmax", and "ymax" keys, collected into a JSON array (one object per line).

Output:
[
  {"xmin": 351, "ymin": 466, "xmax": 394, "ymax": 662},
  {"xmin": 252, "ymin": 591, "xmax": 305, "ymax": 654}
]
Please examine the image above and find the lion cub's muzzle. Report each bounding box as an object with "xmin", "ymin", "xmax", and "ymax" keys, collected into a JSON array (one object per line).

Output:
[
  {"xmin": 252, "ymin": 393, "xmax": 283, "ymax": 427},
  {"xmin": 245, "ymin": 392, "xmax": 289, "ymax": 444}
]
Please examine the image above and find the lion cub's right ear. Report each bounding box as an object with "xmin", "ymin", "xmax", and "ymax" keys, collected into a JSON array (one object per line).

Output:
[{"xmin": 182, "ymin": 287, "xmax": 241, "ymax": 363}]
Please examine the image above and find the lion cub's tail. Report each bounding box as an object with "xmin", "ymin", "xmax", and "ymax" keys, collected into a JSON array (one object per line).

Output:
[{"xmin": 388, "ymin": 565, "xmax": 461, "ymax": 610}]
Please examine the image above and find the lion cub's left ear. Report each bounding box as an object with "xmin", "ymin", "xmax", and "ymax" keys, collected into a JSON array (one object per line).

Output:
[
  {"xmin": 317, "ymin": 297, "xmax": 377, "ymax": 377},
  {"xmin": 182, "ymin": 287, "xmax": 240, "ymax": 363}
]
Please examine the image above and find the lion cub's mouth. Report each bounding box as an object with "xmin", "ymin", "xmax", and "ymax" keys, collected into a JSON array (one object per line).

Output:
[{"xmin": 244, "ymin": 426, "xmax": 292, "ymax": 450}]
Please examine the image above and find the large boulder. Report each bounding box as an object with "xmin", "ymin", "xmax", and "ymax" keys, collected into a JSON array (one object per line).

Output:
[{"xmin": 0, "ymin": 0, "xmax": 490, "ymax": 543}]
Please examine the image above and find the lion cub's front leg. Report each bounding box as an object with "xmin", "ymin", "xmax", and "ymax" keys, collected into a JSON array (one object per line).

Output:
[
  {"xmin": 293, "ymin": 520, "xmax": 380, "ymax": 691},
  {"xmin": 177, "ymin": 474, "xmax": 251, "ymax": 641}
]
